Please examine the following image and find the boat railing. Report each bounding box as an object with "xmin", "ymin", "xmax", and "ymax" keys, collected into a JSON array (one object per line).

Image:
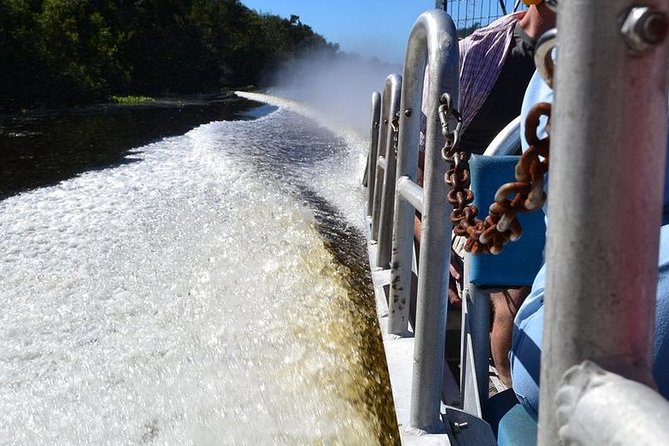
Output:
[
  {"xmin": 366, "ymin": 8, "xmax": 460, "ymax": 436},
  {"xmin": 366, "ymin": 8, "xmax": 528, "ymax": 442},
  {"xmin": 372, "ymin": 74, "xmax": 402, "ymax": 271},
  {"xmin": 367, "ymin": 1, "xmax": 669, "ymax": 444},
  {"xmin": 364, "ymin": 91, "xmax": 380, "ymax": 216},
  {"xmin": 539, "ymin": 0, "xmax": 669, "ymax": 443},
  {"xmin": 390, "ymin": 9, "xmax": 459, "ymax": 433}
]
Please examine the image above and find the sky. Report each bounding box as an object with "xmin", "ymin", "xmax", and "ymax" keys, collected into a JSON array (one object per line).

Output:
[{"xmin": 240, "ymin": 0, "xmax": 442, "ymax": 65}]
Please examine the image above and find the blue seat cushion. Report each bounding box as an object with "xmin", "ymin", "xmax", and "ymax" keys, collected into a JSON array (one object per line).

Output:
[
  {"xmin": 497, "ymin": 403, "xmax": 538, "ymax": 446},
  {"xmin": 467, "ymin": 155, "xmax": 546, "ymax": 287}
]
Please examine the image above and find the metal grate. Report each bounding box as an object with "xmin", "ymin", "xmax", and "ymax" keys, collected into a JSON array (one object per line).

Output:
[{"xmin": 446, "ymin": 0, "xmax": 527, "ymax": 36}]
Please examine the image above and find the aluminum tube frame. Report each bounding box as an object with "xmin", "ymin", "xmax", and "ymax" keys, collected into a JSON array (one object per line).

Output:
[
  {"xmin": 482, "ymin": 115, "xmax": 521, "ymax": 156},
  {"xmin": 396, "ymin": 176, "xmax": 424, "ymax": 215},
  {"xmin": 387, "ymin": 9, "xmax": 459, "ymax": 432},
  {"xmin": 557, "ymin": 361, "xmax": 669, "ymax": 445},
  {"xmin": 376, "ymin": 74, "xmax": 403, "ymax": 270},
  {"xmin": 539, "ymin": 1, "xmax": 669, "ymax": 443},
  {"xmin": 460, "ymin": 265, "xmax": 491, "ymax": 417},
  {"xmin": 371, "ymin": 85, "xmax": 394, "ymax": 239},
  {"xmin": 366, "ymin": 92, "xmax": 381, "ymax": 217}
]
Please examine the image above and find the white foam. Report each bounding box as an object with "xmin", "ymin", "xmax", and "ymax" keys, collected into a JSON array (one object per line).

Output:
[
  {"xmin": 236, "ymin": 91, "xmax": 369, "ymax": 228},
  {"xmin": 0, "ymin": 109, "xmax": 379, "ymax": 445}
]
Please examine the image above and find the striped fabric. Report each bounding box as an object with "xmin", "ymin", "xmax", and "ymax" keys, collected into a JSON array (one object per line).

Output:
[
  {"xmin": 420, "ymin": 11, "xmax": 525, "ymax": 152},
  {"xmin": 458, "ymin": 11, "xmax": 526, "ymax": 131}
]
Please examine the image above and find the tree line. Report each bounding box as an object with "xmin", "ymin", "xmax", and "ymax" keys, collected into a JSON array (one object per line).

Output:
[{"xmin": 0, "ymin": 0, "xmax": 340, "ymax": 109}]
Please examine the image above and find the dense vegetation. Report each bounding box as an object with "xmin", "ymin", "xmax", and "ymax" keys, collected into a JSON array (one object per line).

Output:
[{"xmin": 0, "ymin": 0, "xmax": 340, "ymax": 109}]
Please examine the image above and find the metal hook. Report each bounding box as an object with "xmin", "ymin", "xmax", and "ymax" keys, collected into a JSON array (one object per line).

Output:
[{"xmin": 535, "ymin": 28, "xmax": 557, "ymax": 89}]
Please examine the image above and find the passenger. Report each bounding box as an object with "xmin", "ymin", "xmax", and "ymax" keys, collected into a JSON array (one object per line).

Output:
[
  {"xmin": 456, "ymin": 2, "xmax": 554, "ymax": 153},
  {"xmin": 510, "ymin": 72, "xmax": 669, "ymax": 419},
  {"xmin": 418, "ymin": 1, "xmax": 556, "ymax": 387},
  {"xmin": 420, "ymin": 1, "xmax": 556, "ymax": 151}
]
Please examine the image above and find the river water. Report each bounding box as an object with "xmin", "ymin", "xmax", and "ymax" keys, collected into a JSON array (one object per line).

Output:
[{"xmin": 0, "ymin": 93, "xmax": 398, "ymax": 445}]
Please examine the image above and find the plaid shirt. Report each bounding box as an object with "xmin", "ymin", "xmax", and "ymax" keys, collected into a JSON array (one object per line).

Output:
[
  {"xmin": 459, "ymin": 11, "xmax": 526, "ymax": 131},
  {"xmin": 420, "ymin": 11, "xmax": 526, "ymax": 152}
]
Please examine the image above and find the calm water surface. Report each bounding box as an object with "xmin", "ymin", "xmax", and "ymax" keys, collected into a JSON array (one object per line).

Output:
[{"xmin": 0, "ymin": 98, "xmax": 272, "ymax": 199}]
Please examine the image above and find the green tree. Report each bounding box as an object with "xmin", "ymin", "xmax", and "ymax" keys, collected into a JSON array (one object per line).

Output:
[{"xmin": 0, "ymin": 0, "xmax": 343, "ymax": 109}]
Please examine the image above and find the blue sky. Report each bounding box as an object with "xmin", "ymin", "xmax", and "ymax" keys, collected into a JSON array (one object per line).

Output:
[{"xmin": 240, "ymin": 0, "xmax": 441, "ymax": 64}]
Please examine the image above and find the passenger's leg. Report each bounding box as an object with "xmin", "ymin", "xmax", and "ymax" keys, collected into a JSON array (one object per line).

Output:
[{"xmin": 491, "ymin": 286, "xmax": 530, "ymax": 387}]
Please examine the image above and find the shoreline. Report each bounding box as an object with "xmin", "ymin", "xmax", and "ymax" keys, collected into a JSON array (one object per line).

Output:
[{"xmin": 0, "ymin": 91, "xmax": 258, "ymax": 121}]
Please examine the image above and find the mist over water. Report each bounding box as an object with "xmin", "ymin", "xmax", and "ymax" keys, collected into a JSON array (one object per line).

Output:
[
  {"xmin": 0, "ymin": 91, "xmax": 399, "ymax": 445},
  {"xmin": 268, "ymin": 52, "xmax": 401, "ymax": 132}
]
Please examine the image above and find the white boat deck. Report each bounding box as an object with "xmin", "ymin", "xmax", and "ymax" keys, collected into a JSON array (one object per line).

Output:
[{"xmin": 366, "ymin": 217, "xmax": 451, "ymax": 446}]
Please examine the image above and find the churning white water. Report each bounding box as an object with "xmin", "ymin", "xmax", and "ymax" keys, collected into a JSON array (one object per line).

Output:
[{"xmin": 0, "ymin": 95, "xmax": 397, "ymax": 445}]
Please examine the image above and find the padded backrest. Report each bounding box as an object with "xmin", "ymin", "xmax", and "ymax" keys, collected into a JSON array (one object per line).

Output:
[{"xmin": 467, "ymin": 155, "xmax": 545, "ymax": 287}]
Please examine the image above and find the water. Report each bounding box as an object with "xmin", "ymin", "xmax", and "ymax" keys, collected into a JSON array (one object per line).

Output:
[
  {"xmin": 0, "ymin": 94, "xmax": 398, "ymax": 445},
  {"xmin": 0, "ymin": 98, "xmax": 265, "ymax": 199}
]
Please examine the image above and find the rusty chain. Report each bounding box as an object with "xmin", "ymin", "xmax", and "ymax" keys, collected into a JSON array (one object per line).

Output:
[{"xmin": 439, "ymin": 97, "xmax": 552, "ymax": 255}]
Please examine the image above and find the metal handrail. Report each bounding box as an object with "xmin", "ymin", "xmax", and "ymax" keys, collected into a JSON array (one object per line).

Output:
[
  {"xmin": 539, "ymin": 0, "xmax": 669, "ymax": 443},
  {"xmin": 387, "ymin": 9, "xmax": 460, "ymax": 432},
  {"xmin": 366, "ymin": 2, "xmax": 669, "ymax": 443},
  {"xmin": 365, "ymin": 92, "xmax": 381, "ymax": 218},
  {"xmin": 371, "ymin": 82, "xmax": 395, "ymax": 238},
  {"xmin": 375, "ymin": 74, "xmax": 402, "ymax": 269},
  {"xmin": 396, "ymin": 176, "xmax": 424, "ymax": 215}
]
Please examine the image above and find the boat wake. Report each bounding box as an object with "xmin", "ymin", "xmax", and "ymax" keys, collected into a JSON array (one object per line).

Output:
[{"xmin": 0, "ymin": 99, "xmax": 397, "ymax": 445}]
